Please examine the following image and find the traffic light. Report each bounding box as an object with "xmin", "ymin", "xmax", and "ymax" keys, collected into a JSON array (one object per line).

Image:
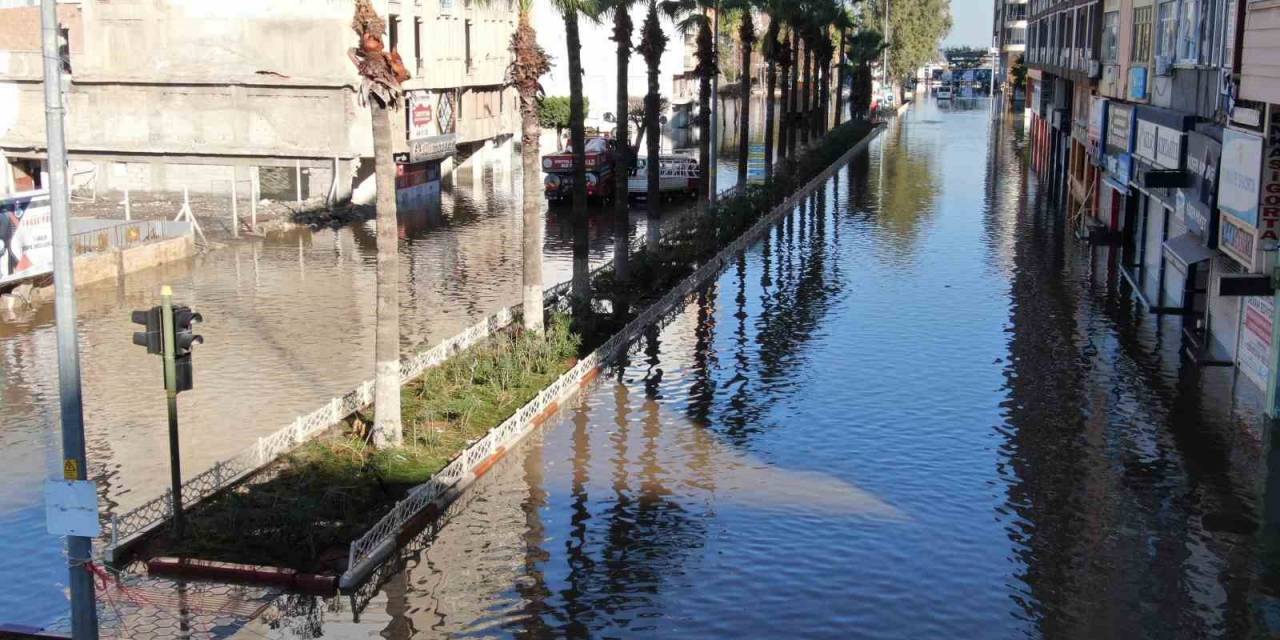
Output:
[
  {"xmin": 172, "ymin": 306, "xmax": 202, "ymax": 393},
  {"xmin": 131, "ymin": 307, "xmax": 163, "ymax": 355}
]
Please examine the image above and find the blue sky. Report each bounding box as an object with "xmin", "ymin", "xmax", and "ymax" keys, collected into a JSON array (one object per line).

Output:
[{"xmin": 944, "ymin": 0, "xmax": 995, "ymax": 48}]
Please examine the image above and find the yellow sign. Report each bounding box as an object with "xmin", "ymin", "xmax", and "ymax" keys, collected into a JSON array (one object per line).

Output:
[{"xmin": 63, "ymin": 459, "xmax": 79, "ymax": 480}]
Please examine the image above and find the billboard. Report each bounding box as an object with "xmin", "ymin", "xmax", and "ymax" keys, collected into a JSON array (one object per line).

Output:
[
  {"xmin": 404, "ymin": 90, "xmax": 458, "ymax": 163},
  {"xmin": 1220, "ymin": 128, "xmax": 1263, "ymax": 227},
  {"xmin": 0, "ymin": 189, "xmax": 53, "ymax": 286}
]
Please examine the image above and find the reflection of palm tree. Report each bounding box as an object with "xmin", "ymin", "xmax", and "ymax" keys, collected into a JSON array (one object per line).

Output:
[{"xmin": 515, "ymin": 430, "xmax": 555, "ymax": 637}]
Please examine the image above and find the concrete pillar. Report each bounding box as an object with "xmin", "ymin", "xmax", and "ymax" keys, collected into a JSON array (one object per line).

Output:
[{"xmin": 335, "ymin": 158, "xmax": 353, "ymax": 204}]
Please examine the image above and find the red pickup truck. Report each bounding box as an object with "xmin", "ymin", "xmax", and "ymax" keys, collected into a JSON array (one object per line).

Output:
[{"xmin": 542, "ymin": 136, "xmax": 617, "ymax": 201}]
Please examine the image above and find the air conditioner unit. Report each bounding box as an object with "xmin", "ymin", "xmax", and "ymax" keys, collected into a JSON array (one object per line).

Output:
[
  {"xmin": 1154, "ymin": 55, "xmax": 1172, "ymax": 76},
  {"xmin": 1088, "ymin": 59, "xmax": 1101, "ymax": 79}
]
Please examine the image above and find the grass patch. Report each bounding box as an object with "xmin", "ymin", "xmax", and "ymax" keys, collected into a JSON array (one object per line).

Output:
[{"xmin": 152, "ymin": 317, "xmax": 578, "ymax": 572}]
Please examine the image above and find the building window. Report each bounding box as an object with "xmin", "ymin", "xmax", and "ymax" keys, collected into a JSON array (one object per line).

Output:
[
  {"xmin": 1177, "ymin": 0, "xmax": 1200, "ymax": 63},
  {"xmin": 1156, "ymin": 1, "xmax": 1177, "ymax": 60},
  {"xmin": 1102, "ymin": 11, "xmax": 1119, "ymax": 63},
  {"xmin": 1132, "ymin": 6, "xmax": 1153, "ymax": 63}
]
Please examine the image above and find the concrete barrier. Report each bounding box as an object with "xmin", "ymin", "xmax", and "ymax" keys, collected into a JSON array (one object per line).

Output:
[
  {"xmin": 72, "ymin": 251, "xmax": 120, "ymax": 287},
  {"xmin": 119, "ymin": 235, "xmax": 194, "ymax": 275}
]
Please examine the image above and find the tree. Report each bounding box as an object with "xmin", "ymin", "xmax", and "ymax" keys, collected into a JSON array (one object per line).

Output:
[
  {"xmin": 549, "ymin": 0, "xmax": 599, "ymax": 302},
  {"xmin": 604, "ymin": 0, "xmax": 637, "ymax": 283},
  {"xmin": 348, "ymin": 0, "xmax": 410, "ymax": 448},
  {"xmin": 846, "ymin": 29, "xmax": 886, "ymax": 120},
  {"xmin": 665, "ymin": 0, "xmax": 717, "ymax": 205},
  {"xmin": 626, "ymin": 95, "xmax": 670, "ymax": 155},
  {"xmin": 833, "ymin": 5, "xmax": 854, "ymax": 128},
  {"xmin": 728, "ymin": 1, "xmax": 756, "ymax": 188},
  {"xmin": 864, "ymin": 0, "xmax": 952, "ymax": 84},
  {"xmin": 1009, "ymin": 53, "xmax": 1026, "ymax": 90},
  {"xmin": 638, "ymin": 0, "xmax": 668, "ymax": 231},
  {"xmin": 760, "ymin": 6, "xmax": 783, "ymax": 177},
  {"xmin": 538, "ymin": 95, "xmax": 590, "ymax": 148},
  {"xmin": 510, "ymin": 0, "xmax": 552, "ymax": 333}
]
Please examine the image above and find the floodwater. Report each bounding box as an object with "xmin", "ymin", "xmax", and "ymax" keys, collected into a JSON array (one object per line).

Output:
[
  {"xmin": 0, "ymin": 159, "xmax": 738, "ymax": 629},
  {"xmin": 224, "ymin": 98, "xmax": 1272, "ymax": 638}
]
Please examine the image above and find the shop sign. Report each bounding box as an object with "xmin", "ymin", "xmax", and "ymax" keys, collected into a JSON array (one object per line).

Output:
[
  {"xmin": 1104, "ymin": 152, "xmax": 1133, "ymax": 183},
  {"xmin": 403, "ymin": 90, "xmax": 458, "ymax": 163},
  {"xmin": 1107, "ymin": 104, "xmax": 1135, "ymax": 153},
  {"xmin": 1135, "ymin": 118, "xmax": 1186, "ymax": 169},
  {"xmin": 1088, "ymin": 97, "xmax": 1108, "ymax": 143},
  {"xmin": 1031, "ymin": 80, "xmax": 1042, "ymax": 115},
  {"xmin": 0, "ymin": 189, "xmax": 53, "ymax": 286},
  {"xmin": 1178, "ymin": 190, "xmax": 1211, "ymax": 238},
  {"xmin": 1220, "ymin": 128, "xmax": 1263, "ymax": 226},
  {"xmin": 1240, "ymin": 295, "xmax": 1273, "ymax": 391},
  {"xmin": 1219, "ymin": 212, "xmax": 1257, "ymax": 270},
  {"xmin": 1127, "ymin": 66, "xmax": 1148, "ymax": 101},
  {"xmin": 1261, "ymin": 108, "xmax": 1280, "ymax": 244},
  {"xmin": 1186, "ymin": 131, "xmax": 1221, "ymax": 207}
]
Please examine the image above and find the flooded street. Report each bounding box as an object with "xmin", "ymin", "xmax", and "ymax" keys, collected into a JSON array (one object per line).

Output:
[
  {"xmin": 0, "ymin": 161, "xmax": 736, "ymax": 628},
  {"xmin": 227, "ymin": 99, "xmax": 1269, "ymax": 638}
]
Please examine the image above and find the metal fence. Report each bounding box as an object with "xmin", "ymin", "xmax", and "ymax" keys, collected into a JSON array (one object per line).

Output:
[{"xmin": 68, "ymin": 219, "xmax": 192, "ymax": 256}]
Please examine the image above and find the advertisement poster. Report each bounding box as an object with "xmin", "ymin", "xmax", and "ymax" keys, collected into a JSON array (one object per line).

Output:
[
  {"xmin": 0, "ymin": 189, "xmax": 53, "ymax": 286},
  {"xmin": 747, "ymin": 144, "xmax": 766, "ymax": 184},
  {"xmin": 1220, "ymin": 128, "xmax": 1263, "ymax": 227},
  {"xmin": 1240, "ymin": 295, "xmax": 1273, "ymax": 392}
]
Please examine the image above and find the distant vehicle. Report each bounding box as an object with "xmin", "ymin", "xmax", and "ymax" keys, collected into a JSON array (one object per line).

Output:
[
  {"xmin": 936, "ymin": 85, "xmax": 953, "ymax": 100},
  {"xmin": 627, "ymin": 155, "xmax": 699, "ymax": 200},
  {"xmin": 542, "ymin": 136, "xmax": 617, "ymax": 201}
]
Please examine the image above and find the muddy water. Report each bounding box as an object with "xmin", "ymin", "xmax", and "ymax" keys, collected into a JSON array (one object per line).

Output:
[
  {"xmin": 234, "ymin": 99, "xmax": 1270, "ymax": 638},
  {"xmin": 0, "ymin": 161, "xmax": 738, "ymax": 629}
]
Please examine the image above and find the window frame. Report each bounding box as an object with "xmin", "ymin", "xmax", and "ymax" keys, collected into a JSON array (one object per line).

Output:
[
  {"xmin": 1176, "ymin": 0, "xmax": 1200, "ymax": 64},
  {"xmin": 1102, "ymin": 10, "xmax": 1120, "ymax": 64}
]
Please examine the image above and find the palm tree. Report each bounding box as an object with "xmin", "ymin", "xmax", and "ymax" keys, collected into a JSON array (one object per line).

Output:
[
  {"xmin": 510, "ymin": 0, "xmax": 552, "ymax": 333},
  {"xmin": 605, "ymin": 0, "xmax": 636, "ymax": 281},
  {"xmin": 760, "ymin": 6, "xmax": 782, "ymax": 177},
  {"xmin": 847, "ymin": 29, "xmax": 886, "ymax": 120},
  {"xmin": 552, "ymin": 0, "xmax": 598, "ymax": 301},
  {"xmin": 775, "ymin": 30, "xmax": 791, "ymax": 163},
  {"xmin": 665, "ymin": 0, "xmax": 717, "ymax": 205},
  {"xmin": 786, "ymin": 33, "xmax": 800, "ymax": 156},
  {"xmin": 637, "ymin": 1, "xmax": 668, "ymax": 236},
  {"xmin": 832, "ymin": 5, "xmax": 854, "ymax": 128},
  {"xmin": 349, "ymin": 0, "xmax": 410, "ymax": 448},
  {"xmin": 727, "ymin": 0, "xmax": 756, "ymax": 188}
]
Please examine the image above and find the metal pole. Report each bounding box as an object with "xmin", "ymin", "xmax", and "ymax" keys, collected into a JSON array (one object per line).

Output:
[
  {"xmin": 883, "ymin": 0, "xmax": 890, "ymax": 103},
  {"xmin": 40, "ymin": 0, "xmax": 99, "ymax": 636},
  {"xmin": 709, "ymin": 3, "xmax": 720, "ymax": 204},
  {"xmin": 250, "ymin": 166, "xmax": 258, "ymax": 233},
  {"xmin": 295, "ymin": 159, "xmax": 303, "ymax": 207},
  {"xmin": 123, "ymin": 185, "xmax": 131, "ymax": 221},
  {"xmin": 160, "ymin": 285, "xmax": 184, "ymax": 538}
]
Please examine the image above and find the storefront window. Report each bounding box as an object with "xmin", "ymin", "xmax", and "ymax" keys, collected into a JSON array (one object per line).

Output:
[
  {"xmin": 1132, "ymin": 6, "xmax": 1153, "ymax": 63},
  {"xmin": 1156, "ymin": 1, "xmax": 1177, "ymax": 60},
  {"xmin": 1103, "ymin": 11, "xmax": 1120, "ymax": 63},
  {"xmin": 1177, "ymin": 0, "xmax": 1200, "ymax": 63}
]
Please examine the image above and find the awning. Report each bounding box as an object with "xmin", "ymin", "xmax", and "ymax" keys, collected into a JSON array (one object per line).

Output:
[{"xmin": 1162, "ymin": 233, "xmax": 1215, "ymax": 270}]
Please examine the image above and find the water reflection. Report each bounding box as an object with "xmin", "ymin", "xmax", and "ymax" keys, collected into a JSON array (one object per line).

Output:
[{"xmin": 38, "ymin": 99, "xmax": 1277, "ymax": 638}]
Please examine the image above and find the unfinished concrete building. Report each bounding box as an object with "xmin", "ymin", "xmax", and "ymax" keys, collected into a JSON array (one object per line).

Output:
[{"xmin": 0, "ymin": 0, "xmax": 518, "ymax": 209}]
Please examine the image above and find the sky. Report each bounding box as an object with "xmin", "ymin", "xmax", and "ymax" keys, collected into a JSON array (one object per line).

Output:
[{"xmin": 943, "ymin": 0, "xmax": 996, "ymax": 48}]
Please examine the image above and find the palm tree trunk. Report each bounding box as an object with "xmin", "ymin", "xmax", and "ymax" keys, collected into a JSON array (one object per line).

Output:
[
  {"xmin": 787, "ymin": 36, "xmax": 799, "ymax": 157},
  {"xmin": 613, "ymin": 7, "xmax": 632, "ymax": 283},
  {"xmin": 642, "ymin": 1, "xmax": 664, "ymax": 244},
  {"xmin": 564, "ymin": 10, "xmax": 589, "ymax": 302},
  {"xmin": 697, "ymin": 22, "xmax": 712, "ymax": 206},
  {"xmin": 777, "ymin": 37, "xmax": 789, "ymax": 162},
  {"xmin": 834, "ymin": 32, "xmax": 846, "ymax": 128},
  {"xmin": 736, "ymin": 20, "xmax": 753, "ymax": 188},
  {"xmin": 800, "ymin": 39, "xmax": 811, "ymax": 148},
  {"xmin": 763, "ymin": 58, "xmax": 777, "ymax": 178},
  {"xmin": 371, "ymin": 100, "xmax": 401, "ymax": 448}
]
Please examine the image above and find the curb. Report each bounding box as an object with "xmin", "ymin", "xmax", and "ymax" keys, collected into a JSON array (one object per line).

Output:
[{"xmin": 146, "ymin": 557, "xmax": 337, "ymax": 595}]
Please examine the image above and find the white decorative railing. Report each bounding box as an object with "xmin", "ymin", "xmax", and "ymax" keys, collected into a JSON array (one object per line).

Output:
[{"xmin": 340, "ymin": 124, "xmax": 887, "ymax": 589}]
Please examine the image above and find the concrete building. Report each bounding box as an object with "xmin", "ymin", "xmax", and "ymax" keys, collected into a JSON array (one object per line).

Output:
[
  {"xmin": 1025, "ymin": 0, "xmax": 1280, "ymax": 406},
  {"xmin": 991, "ymin": 0, "xmax": 1028, "ymax": 97},
  {"xmin": 0, "ymin": 0, "xmax": 518, "ymax": 207}
]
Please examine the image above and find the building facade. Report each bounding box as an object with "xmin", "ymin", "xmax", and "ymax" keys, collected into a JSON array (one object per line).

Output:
[
  {"xmin": 0, "ymin": 0, "xmax": 519, "ymax": 206},
  {"xmin": 1025, "ymin": 0, "xmax": 1280, "ymax": 408},
  {"xmin": 992, "ymin": 0, "xmax": 1029, "ymax": 94}
]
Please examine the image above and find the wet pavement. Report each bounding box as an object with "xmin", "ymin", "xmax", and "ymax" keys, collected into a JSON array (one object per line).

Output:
[{"xmin": 13, "ymin": 98, "xmax": 1277, "ymax": 638}]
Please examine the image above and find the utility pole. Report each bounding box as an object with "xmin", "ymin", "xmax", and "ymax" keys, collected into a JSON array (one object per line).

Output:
[
  {"xmin": 883, "ymin": 0, "xmax": 890, "ymax": 103},
  {"xmin": 41, "ymin": 0, "xmax": 99, "ymax": 636},
  {"xmin": 709, "ymin": 1, "xmax": 720, "ymax": 204}
]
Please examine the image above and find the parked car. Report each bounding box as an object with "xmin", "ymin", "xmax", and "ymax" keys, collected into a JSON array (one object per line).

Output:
[
  {"xmin": 542, "ymin": 136, "xmax": 617, "ymax": 201},
  {"xmin": 936, "ymin": 85, "xmax": 953, "ymax": 100}
]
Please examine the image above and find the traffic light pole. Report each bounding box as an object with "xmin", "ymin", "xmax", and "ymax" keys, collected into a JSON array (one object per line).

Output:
[
  {"xmin": 41, "ymin": 0, "xmax": 100, "ymax": 636},
  {"xmin": 160, "ymin": 286, "xmax": 184, "ymax": 538}
]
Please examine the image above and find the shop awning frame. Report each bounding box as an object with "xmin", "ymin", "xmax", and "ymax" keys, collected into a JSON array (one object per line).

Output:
[{"xmin": 1162, "ymin": 233, "xmax": 1216, "ymax": 270}]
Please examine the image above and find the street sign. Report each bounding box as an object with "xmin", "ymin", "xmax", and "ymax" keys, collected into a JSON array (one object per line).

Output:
[{"xmin": 45, "ymin": 480, "xmax": 100, "ymax": 538}]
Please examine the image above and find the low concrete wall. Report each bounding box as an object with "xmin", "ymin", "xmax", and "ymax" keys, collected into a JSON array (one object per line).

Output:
[
  {"xmin": 120, "ymin": 235, "xmax": 194, "ymax": 275},
  {"xmin": 71, "ymin": 235, "xmax": 193, "ymax": 288},
  {"xmin": 73, "ymin": 251, "xmax": 121, "ymax": 287}
]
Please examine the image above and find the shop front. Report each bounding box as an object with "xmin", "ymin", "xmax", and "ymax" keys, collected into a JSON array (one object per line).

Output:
[{"xmin": 1218, "ymin": 125, "xmax": 1267, "ymax": 388}]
